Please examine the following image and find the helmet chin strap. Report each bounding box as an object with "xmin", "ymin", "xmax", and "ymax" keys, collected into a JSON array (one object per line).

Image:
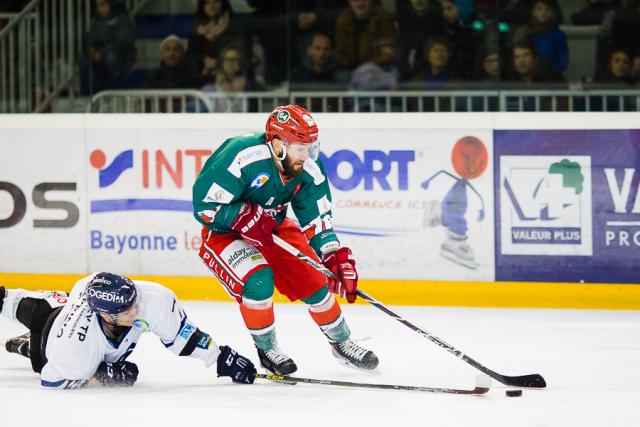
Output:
[{"xmin": 268, "ymin": 139, "xmax": 287, "ymax": 172}]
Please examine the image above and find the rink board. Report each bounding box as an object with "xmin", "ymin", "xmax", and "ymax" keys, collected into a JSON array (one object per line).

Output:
[
  {"xmin": 1, "ymin": 273, "xmax": 639, "ymax": 309},
  {"xmin": 1, "ymin": 113, "xmax": 640, "ymax": 308}
]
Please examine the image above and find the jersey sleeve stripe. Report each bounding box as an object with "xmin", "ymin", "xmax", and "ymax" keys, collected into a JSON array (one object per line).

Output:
[
  {"xmin": 41, "ymin": 379, "xmax": 66, "ymax": 388},
  {"xmin": 162, "ymin": 309, "xmax": 187, "ymax": 348},
  {"xmin": 41, "ymin": 378, "xmax": 86, "ymax": 389}
]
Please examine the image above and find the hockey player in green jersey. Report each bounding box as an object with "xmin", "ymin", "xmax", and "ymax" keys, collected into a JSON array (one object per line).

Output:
[{"xmin": 193, "ymin": 104, "xmax": 378, "ymax": 375}]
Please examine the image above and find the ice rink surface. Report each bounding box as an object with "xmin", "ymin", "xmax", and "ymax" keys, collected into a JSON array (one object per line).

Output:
[{"xmin": 1, "ymin": 301, "xmax": 639, "ymax": 427}]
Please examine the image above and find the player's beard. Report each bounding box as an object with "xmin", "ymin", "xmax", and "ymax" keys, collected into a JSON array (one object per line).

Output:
[{"xmin": 283, "ymin": 156, "xmax": 304, "ymax": 178}]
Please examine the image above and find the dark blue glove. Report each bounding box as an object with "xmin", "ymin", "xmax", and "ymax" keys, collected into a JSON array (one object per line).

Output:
[
  {"xmin": 94, "ymin": 361, "xmax": 139, "ymax": 387},
  {"xmin": 216, "ymin": 345, "xmax": 256, "ymax": 384}
]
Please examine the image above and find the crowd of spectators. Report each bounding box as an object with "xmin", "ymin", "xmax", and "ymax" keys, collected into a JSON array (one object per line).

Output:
[{"xmin": 77, "ymin": 0, "xmax": 640, "ymax": 97}]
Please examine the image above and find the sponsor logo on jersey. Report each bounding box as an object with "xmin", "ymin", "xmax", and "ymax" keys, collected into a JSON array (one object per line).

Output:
[
  {"xmin": 500, "ymin": 155, "xmax": 592, "ymax": 256},
  {"xmin": 250, "ymin": 173, "xmax": 270, "ymax": 189},
  {"xmin": 197, "ymin": 334, "xmax": 212, "ymax": 349},
  {"xmin": 228, "ymin": 146, "xmax": 271, "ymax": 178},
  {"xmin": 179, "ymin": 323, "xmax": 196, "ymax": 340},
  {"xmin": 203, "ymin": 182, "xmax": 234, "ymax": 204},
  {"xmin": 87, "ymin": 288, "xmax": 126, "ymax": 304},
  {"xmin": 226, "ymin": 247, "xmax": 263, "ymax": 269},
  {"xmin": 303, "ymin": 158, "xmax": 325, "ymax": 185},
  {"xmin": 276, "ymin": 110, "xmax": 290, "ymax": 123},
  {"xmin": 133, "ymin": 318, "xmax": 150, "ymax": 332}
]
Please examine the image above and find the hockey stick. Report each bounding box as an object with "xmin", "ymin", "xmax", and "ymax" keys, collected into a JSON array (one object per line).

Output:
[
  {"xmin": 254, "ymin": 373, "xmax": 491, "ymax": 395},
  {"xmin": 272, "ymin": 234, "xmax": 546, "ymax": 388}
]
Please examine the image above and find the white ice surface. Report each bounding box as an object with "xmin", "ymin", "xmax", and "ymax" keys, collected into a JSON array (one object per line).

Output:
[{"xmin": 1, "ymin": 302, "xmax": 639, "ymax": 427}]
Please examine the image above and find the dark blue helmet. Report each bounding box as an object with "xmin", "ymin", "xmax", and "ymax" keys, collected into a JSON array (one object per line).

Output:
[{"xmin": 86, "ymin": 272, "xmax": 137, "ymax": 315}]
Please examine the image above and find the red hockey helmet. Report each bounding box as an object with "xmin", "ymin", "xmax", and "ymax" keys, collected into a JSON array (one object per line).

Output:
[{"xmin": 266, "ymin": 105, "xmax": 320, "ymax": 159}]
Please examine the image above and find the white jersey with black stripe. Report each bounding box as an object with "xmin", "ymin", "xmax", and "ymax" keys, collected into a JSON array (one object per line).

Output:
[{"xmin": 40, "ymin": 274, "xmax": 219, "ymax": 389}]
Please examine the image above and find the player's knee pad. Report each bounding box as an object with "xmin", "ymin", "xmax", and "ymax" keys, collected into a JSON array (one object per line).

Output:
[
  {"xmin": 241, "ymin": 267, "xmax": 275, "ymax": 302},
  {"xmin": 301, "ymin": 286, "xmax": 329, "ymax": 306},
  {"xmin": 16, "ymin": 298, "xmax": 52, "ymax": 329}
]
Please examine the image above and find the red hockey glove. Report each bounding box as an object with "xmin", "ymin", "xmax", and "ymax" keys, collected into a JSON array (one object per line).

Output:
[
  {"xmin": 322, "ymin": 247, "xmax": 358, "ymax": 303},
  {"xmin": 230, "ymin": 201, "xmax": 277, "ymax": 247}
]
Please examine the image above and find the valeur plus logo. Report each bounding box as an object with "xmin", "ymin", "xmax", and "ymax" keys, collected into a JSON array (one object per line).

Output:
[{"xmin": 500, "ymin": 156, "xmax": 592, "ymax": 256}]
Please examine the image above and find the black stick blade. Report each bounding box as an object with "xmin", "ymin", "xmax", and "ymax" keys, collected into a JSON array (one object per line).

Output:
[
  {"xmin": 255, "ymin": 374, "xmax": 490, "ymax": 395},
  {"xmin": 500, "ymin": 374, "xmax": 546, "ymax": 388}
]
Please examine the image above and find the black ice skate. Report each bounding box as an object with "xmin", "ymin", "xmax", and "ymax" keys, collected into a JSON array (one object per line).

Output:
[
  {"xmin": 5, "ymin": 332, "xmax": 30, "ymax": 358},
  {"xmin": 257, "ymin": 346, "xmax": 298, "ymax": 375},
  {"xmin": 331, "ymin": 339, "xmax": 379, "ymax": 370}
]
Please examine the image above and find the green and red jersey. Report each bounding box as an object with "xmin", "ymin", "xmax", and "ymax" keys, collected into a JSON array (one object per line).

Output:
[{"xmin": 192, "ymin": 131, "xmax": 339, "ymax": 256}]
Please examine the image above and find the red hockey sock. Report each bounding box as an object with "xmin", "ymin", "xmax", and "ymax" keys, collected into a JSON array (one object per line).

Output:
[
  {"xmin": 239, "ymin": 298, "xmax": 276, "ymax": 349},
  {"xmin": 308, "ymin": 293, "xmax": 344, "ymax": 331}
]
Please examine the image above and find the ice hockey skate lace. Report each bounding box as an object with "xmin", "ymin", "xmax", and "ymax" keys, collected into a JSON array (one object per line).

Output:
[
  {"xmin": 339, "ymin": 340, "xmax": 368, "ymax": 361},
  {"xmin": 265, "ymin": 348, "xmax": 290, "ymax": 364}
]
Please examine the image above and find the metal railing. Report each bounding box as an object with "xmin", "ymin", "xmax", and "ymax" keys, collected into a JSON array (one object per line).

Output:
[
  {"xmin": 0, "ymin": 0, "xmax": 148, "ymax": 113},
  {"xmin": 89, "ymin": 89, "xmax": 215, "ymax": 113},
  {"xmin": 87, "ymin": 89, "xmax": 640, "ymax": 113}
]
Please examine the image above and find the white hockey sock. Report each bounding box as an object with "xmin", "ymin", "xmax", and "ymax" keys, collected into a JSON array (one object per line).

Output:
[
  {"xmin": 0, "ymin": 289, "xmax": 29, "ymax": 321},
  {"xmin": 0, "ymin": 289, "xmax": 61, "ymax": 320}
]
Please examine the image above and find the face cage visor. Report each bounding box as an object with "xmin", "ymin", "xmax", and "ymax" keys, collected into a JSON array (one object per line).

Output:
[
  {"xmin": 99, "ymin": 304, "xmax": 136, "ymax": 325},
  {"xmin": 284, "ymin": 140, "xmax": 320, "ymax": 162}
]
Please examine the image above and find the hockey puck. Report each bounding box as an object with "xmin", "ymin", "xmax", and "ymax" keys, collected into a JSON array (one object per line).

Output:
[{"xmin": 505, "ymin": 389, "xmax": 523, "ymax": 397}]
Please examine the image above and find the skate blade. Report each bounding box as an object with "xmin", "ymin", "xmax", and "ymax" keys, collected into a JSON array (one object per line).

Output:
[
  {"xmin": 440, "ymin": 248, "xmax": 479, "ymax": 270},
  {"xmin": 333, "ymin": 356, "xmax": 379, "ymax": 373}
]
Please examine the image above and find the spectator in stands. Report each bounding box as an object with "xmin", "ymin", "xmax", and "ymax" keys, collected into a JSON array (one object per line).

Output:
[
  {"xmin": 144, "ymin": 35, "xmax": 198, "ymax": 89},
  {"xmin": 441, "ymin": 0, "xmax": 477, "ymax": 79},
  {"xmin": 506, "ymin": 42, "xmax": 565, "ymax": 86},
  {"xmin": 443, "ymin": 0, "xmax": 475, "ymax": 25},
  {"xmin": 334, "ymin": 0, "xmax": 396, "ymax": 71},
  {"xmin": 512, "ymin": 0, "xmax": 568, "ymax": 73},
  {"xmin": 396, "ymin": 0, "xmax": 443, "ymax": 79},
  {"xmin": 349, "ymin": 37, "xmax": 400, "ymax": 111},
  {"xmin": 407, "ymin": 36, "xmax": 458, "ymax": 89},
  {"xmin": 187, "ymin": 0, "xmax": 248, "ymax": 87},
  {"xmin": 292, "ymin": 32, "xmax": 339, "ymax": 89},
  {"xmin": 610, "ymin": 0, "xmax": 640, "ymax": 69},
  {"xmin": 595, "ymin": 49, "xmax": 637, "ymax": 86},
  {"xmin": 594, "ymin": 0, "xmax": 640, "ymax": 80},
  {"xmin": 290, "ymin": 1, "xmax": 344, "ymax": 69},
  {"xmin": 203, "ymin": 45, "xmax": 255, "ymax": 112},
  {"xmin": 588, "ymin": 48, "xmax": 638, "ymax": 110},
  {"xmin": 81, "ymin": 0, "xmax": 136, "ymax": 94},
  {"xmin": 476, "ymin": 45, "xmax": 504, "ymax": 83}
]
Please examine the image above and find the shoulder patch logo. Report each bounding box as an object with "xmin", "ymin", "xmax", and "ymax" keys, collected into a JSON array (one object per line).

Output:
[
  {"xmin": 250, "ymin": 173, "xmax": 270, "ymax": 189},
  {"xmin": 133, "ymin": 318, "xmax": 150, "ymax": 332},
  {"xmin": 227, "ymin": 145, "xmax": 271, "ymax": 178},
  {"xmin": 303, "ymin": 158, "xmax": 325, "ymax": 185},
  {"xmin": 203, "ymin": 182, "xmax": 234, "ymax": 204},
  {"xmin": 276, "ymin": 110, "xmax": 290, "ymax": 123}
]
